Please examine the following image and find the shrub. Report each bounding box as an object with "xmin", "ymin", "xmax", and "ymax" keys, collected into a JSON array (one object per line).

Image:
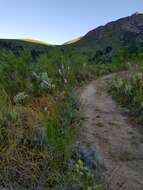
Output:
[
  {"xmin": 0, "ymin": 87, "xmax": 11, "ymax": 128},
  {"xmin": 109, "ymin": 73, "xmax": 143, "ymax": 123},
  {"xmin": 44, "ymin": 91, "xmax": 79, "ymax": 164},
  {"xmin": 0, "ymin": 49, "xmax": 33, "ymax": 96},
  {"xmin": 0, "ymin": 88, "xmax": 7, "ymax": 117},
  {"xmin": 29, "ymin": 72, "xmax": 55, "ymax": 95},
  {"xmin": 64, "ymin": 159, "xmax": 103, "ymax": 190}
]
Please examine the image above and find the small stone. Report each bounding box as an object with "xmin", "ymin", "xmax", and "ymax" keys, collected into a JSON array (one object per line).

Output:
[
  {"xmin": 79, "ymin": 146, "xmax": 105, "ymax": 177},
  {"xmin": 33, "ymin": 127, "xmax": 46, "ymax": 147}
]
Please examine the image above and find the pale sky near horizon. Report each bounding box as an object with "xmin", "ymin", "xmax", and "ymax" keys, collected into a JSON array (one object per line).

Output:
[{"xmin": 0, "ymin": 0, "xmax": 143, "ymax": 44}]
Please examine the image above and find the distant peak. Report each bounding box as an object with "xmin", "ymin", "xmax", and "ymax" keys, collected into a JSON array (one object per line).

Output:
[{"xmin": 131, "ymin": 12, "xmax": 142, "ymax": 16}]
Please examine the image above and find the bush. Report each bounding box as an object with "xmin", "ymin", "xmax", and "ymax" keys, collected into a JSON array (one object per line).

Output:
[
  {"xmin": 44, "ymin": 91, "xmax": 79, "ymax": 164},
  {"xmin": 0, "ymin": 49, "xmax": 33, "ymax": 96},
  {"xmin": 30, "ymin": 72, "xmax": 55, "ymax": 95},
  {"xmin": 64, "ymin": 159, "xmax": 103, "ymax": 190},
  {"xmin": 0, "ymin": 87, "xmax": 11, "ymax": 129},
  {"xmin": 109, "ymin": 73, "xmax": 143, "ymax": 123}
]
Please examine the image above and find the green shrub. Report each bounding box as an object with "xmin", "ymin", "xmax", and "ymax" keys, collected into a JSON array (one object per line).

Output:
[
  {"xmin": 64, "ymin": 159, "xmax": 103, "ymax": 190},
  {"xmin": 0, "ymin": 49, "xmax": 33, "ymax": 96},
  {"xmin": 0, "ymin": 87, "xmax": 11, "ymax": 127},
  {"xmin": 44, "ymin": 91, "xmax": 79, "ymax": 164},
  {"xmin": 110, "ymin": 73, "xmax": 143, "ymax": 123}
]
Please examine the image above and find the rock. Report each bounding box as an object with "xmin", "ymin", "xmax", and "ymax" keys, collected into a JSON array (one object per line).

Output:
[
  {"xmin": 32, "ymin": 127, "xmax": 46, "ymax": 147},
  {"xmin": 79, "ymin": 146, "xmax": 105, "ymax": 177}
]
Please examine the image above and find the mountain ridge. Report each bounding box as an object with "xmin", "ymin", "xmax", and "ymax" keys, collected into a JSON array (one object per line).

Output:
[
  {"xmin": 0, "ymin": 13, "xmax": 143, "ymax": 54},
  {"xmin": 73, "ymin": 13, "xmax": 143, "ymax": 51}
]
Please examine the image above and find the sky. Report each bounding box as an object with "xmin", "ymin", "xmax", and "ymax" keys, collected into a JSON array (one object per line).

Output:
[{"xmin": 0, "ymin": 0, "xmax": 143, "ymax": 44}]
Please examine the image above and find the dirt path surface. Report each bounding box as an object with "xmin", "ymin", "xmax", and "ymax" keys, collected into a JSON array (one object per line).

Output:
[{"xmin": 79, "ymin": 74, "xmax": 143, "ymax": 190}]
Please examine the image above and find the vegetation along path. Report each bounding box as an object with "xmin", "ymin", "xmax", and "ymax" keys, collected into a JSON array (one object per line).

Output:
[{"xmin": 79, "ymin": 73, "xmax": 143, "ymax": 190}]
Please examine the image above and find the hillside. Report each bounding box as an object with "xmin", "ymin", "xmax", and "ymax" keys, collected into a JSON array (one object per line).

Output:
[
  {"xmin": 67, "ymin": 13, "xmax": 143, "ymax": 54},
  {"xmin": 1, "ymin": 13, "xmax": 143, "ymax": 58},
  {"xmin": 0, "ymin": 39, "xmax": 52, "ymax": 54},
  {"xmin": 1, "ymin": 13, "xmax": 143, "ymax": 190},
  {"xmin": 64, "ymin": 13, "xmax": 143, "ymax": 59}
]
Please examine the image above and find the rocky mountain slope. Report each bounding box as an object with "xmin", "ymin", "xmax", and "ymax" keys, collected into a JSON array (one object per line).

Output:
[{"xmin": 67, "ymin": 13, "xmax": 143, "ymax": 54}]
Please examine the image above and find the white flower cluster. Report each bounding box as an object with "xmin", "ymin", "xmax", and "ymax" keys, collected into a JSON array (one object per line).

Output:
[
  {"xmin": 40, "ymin": 72, "xmax": 55, "ymax": 90},
  {"xmin": 13, "ymin": 92, "xmax": 29, "ymax": 104},
  {"xmin": 32, "ymin": 72, "xmax": 55, "ymax": 91}
]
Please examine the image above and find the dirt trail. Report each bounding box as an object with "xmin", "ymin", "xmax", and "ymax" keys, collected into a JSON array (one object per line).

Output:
[{"xmin": 79, "ymin": 74, "xmax": 143, "ymax": 190}]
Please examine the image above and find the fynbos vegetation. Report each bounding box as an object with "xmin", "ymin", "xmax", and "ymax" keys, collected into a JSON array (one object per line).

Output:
[
  {"xmin": 1, "ymin": 12, "xmax": 143, "ymax": 190},
  {"xmin": 0, "ymin": 47, "xmax": 104, "ymax": 189}
]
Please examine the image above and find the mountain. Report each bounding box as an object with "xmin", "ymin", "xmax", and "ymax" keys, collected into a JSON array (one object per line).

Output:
[
  {"xmin": 71, "ymin": 13, "xmax": 143, "ymax": 54},
  {"xmin": 0, "ymin": 13, "xmax": 143, "ymax": 57}
]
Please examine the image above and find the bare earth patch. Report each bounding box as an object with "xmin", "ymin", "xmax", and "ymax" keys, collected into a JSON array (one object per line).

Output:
[{"xmin": 79, "ymin": 74, "xmax": 143, "ymax": 190}]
